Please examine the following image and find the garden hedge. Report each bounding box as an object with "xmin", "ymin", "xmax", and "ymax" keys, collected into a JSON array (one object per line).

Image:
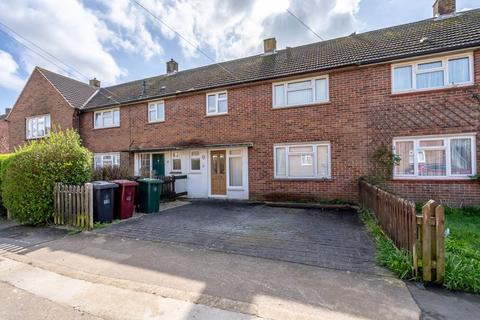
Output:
[
  {"xmin": 1, "ymin": 129, "xmax": 92, "ymax": 224},
  {"xmin": 0, "ymin": 153, "xmax": 15, "ymax": 216}
]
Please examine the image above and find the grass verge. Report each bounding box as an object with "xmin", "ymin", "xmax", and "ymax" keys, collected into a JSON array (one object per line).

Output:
[{"xmin": 360, "ymin": 210, "xmax": 415, "ymax": 280}]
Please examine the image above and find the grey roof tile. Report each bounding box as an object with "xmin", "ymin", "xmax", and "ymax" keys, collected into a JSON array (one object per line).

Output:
[
  {"xmin": 81, "ymin": 9, "xmax": 480, "ymax": 109},
  {"xmin": 37, "ymin": 67, "xmax": 98, "ymax": 108}
]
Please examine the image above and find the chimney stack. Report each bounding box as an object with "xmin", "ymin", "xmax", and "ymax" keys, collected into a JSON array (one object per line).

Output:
[
  {"xmin": 166, "ymin": 59, "xmax": 178, "ymax": 74},
  {"xmin": 89, "ymin": 78, "xmax": 101, "ymax": 88},
  {"xmin": 433, "ymin": 0, "xmax": 456, "ymax": 17},
  {"xmin": 263, "ymin": 38, "xmax": 277, "ymax": 54},
  {"xmin": 4, "ymin": 108, "xmax": 11, "ymax": 116}
]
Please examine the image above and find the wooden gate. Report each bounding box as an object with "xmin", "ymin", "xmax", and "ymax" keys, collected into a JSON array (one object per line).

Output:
[{"xmin": 53, "ymin": 183, "xmax": 94, "ymax": 230}]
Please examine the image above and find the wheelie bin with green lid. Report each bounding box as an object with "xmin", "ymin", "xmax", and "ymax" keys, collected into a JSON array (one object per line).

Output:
[
  {"xmin": 92, "ymin": 181, "xmax": 118, "ymax": 223},
  {"xmin": 137, "ymin": 178, "xmax": 161, "ymax": 213}
]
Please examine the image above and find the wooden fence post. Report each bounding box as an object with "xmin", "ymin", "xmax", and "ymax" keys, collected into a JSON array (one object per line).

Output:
[
  {"xmin": 435, "ymin": 205, "xmax": 445, "ymax": 284},
  {"xmin": 86, "ymin": 183, "xmax": 94, "ymax": 230},
  {"xmin": 422, "ymin": 200, "xmax": 434, "ymax": 282}
]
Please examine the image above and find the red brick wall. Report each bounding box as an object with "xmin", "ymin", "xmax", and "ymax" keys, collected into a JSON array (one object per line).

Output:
[
  {"xmin": 79, "ymin": 50, "xmax": 480, "ymax": 205},
  {"xmin": 0, "ymin": 119, "xmax": 8, "ymax": 154},
  {"xmin": 386, "ymin": 180, "xmax": 480, "ymax": 207},
  {"xmin": 8, "ymin": 69, "xmax": 76, "ymax": 152}
]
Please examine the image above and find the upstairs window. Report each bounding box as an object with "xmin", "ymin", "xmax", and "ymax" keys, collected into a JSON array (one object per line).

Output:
[
  {"xmin": 94, "ymin": 153, "xmax": 120, "ymax": 169},
  {"xmin": 274, "ymin": 142, "xmax": 331, "ymax": 179},
  {"xmin": 94, "ymin": 108, "xmax": 120, "ymax": 129},
  {"xmin": 206, "ymin": 91, "xmax": 228, "ymax": 115},
  {"xmin": 393, "ymin": 135, "xmax": 475, "ymax": 179},
  {"xmin": 148, "ymin": 101, "xmax": 165, "ymax": 123},
  {"xmin": 392, "ymin": 53, "xmax": 473, "ymax": 93},
  {"xmin": 273, "ymin": 76, "xmax": 329, "ymax": 108},
  {"xmin": 26, "ymin": 114, "xmax": 51, "ymax": 139}
]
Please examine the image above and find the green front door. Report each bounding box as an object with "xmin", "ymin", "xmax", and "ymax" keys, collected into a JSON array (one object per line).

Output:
[{"xmin": 152, "ymin": 154, "xmax": 165, "ymax": 177}]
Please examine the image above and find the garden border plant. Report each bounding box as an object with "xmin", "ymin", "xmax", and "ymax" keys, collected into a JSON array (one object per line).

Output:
[{"xmin": 1, "ymin": 129, "xmax": 92, "ymax": 225}]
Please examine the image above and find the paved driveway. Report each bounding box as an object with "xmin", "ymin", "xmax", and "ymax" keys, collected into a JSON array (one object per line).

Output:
[{"xmin": 98, "ymin": 201, "xmax": 385, "ymax": 275}]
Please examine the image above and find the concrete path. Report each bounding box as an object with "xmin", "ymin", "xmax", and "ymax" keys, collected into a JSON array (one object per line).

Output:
[
  {"xmin": 1, "ymin": 232, "xmax": 420, "ymax": 320},
  {"xmin": 0, "ymin": 257, "xmax": 261, "ymax": 320},
  {"xmin": 0, "ymin": 281, "xmax": 101, "ymax": 320},
  {"xmin": 407, "ymin": 283, "xmax": 480, "ymax": 320}
]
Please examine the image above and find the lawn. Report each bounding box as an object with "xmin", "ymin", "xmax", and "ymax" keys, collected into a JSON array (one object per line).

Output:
[{"xmin": 443, "ymin": 207, "xmax": 480, "ymax": 293}]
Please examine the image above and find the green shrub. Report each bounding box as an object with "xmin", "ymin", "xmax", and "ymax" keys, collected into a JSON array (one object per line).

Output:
[
  {"xmin": 2, "ymin": 129, "xmax": 92, "ymax": 225},
  {"xmin": 0, "ymin": 153, "xmax": 15, "ymax": 216},
  {"xmin": 92, "ymin": 165, "xmax": 132, "ymax": 181}
]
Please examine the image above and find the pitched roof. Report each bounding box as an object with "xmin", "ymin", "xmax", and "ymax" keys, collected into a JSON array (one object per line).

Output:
[
  {"xmin": 81, "ymin": 8, "xmax": 479, "ymax": 109},
  {"xmin": 37, "ymin": 67, "xmax": 98, "ymax": 108}
]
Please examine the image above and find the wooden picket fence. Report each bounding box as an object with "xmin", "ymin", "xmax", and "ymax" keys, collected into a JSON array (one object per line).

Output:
[
  {"xmin": 53, "ymin": 183, "xmax": 94, "ymax": 230},
  {"xmin": 359, "ymin": 179, "xmax": 445, "ymax": 283}
]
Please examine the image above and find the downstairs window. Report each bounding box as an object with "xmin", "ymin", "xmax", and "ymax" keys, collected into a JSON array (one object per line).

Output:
[
  {"xmin": 393, "ymin": 135, "xmax": 475, "ymax": 179},
  {"xmin": 274, "ymin": 142, "xmax": 331, "ymax": 179}
]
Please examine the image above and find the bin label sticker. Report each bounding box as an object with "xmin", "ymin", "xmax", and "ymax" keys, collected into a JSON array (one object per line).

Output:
[
  {"xmin": 104, "ymin": 195, "xmax": 110, "ymax": 205},
  {"xmin": 126, "ymin": 196, "xmax": 132, "ymax": 202}
]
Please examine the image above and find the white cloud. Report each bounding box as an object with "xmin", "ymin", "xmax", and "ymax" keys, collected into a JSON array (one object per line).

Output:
[
  {"xmin": 0, "ymin": 0, "xmax": 363, "ymax": 90},
  {"xmin": 97, "ymin": 0, "xmax": 163, "ymax": 60},
  {"xmin": 0, "ymin": 50, "xmax": 26, "ymax": 91},
  {"xmin": 133, "ymin": 0, "xmax": 362, "ymax": 61},
  {"xmin": 0, "ymin": 0, "xmax": 131, "ymax": 85}
]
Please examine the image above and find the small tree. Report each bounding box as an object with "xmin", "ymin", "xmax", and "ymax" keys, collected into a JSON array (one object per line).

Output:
[{"xmin": 2, "ymin": 129, "xmax": 92, "ymax": 224}]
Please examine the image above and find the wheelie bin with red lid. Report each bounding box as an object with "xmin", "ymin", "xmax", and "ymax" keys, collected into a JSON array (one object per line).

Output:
[{"xmin": 112, "ymin": 180, "xmax": 139, "ymax": 220}]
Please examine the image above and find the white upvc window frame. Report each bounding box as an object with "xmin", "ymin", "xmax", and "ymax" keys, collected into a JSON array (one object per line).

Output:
[
  {"xmin": 227, "ymin": 149, "xmax": 243, "ymax": 189},
  {"xmin": 272, "ymin": 75, "xmax": 329, "ymax": 108},
  {"xmin": 172, "ymin": 151, "xmax": 182, "ymax": 172},
  {"xmin": 148, "ymin": 100, "xmax": 165, "ymax": 123},
  {"xmin": 189, "ymin": 150, "xmax": 201, "ymax": 172},
  {"xmin": 94, "ymin": 108, "xmax": 120, "ymax": 129},
  {"xmin": 274, "ymin": 142, "xmax": 331, "ymax": 179},
  {"xmin": 391, "ymin": 52, "xmax": 474, "ymax": 93},
  {"xmin": 393, "ymin": 134, "xmax": 476, "ymax": 180},
  {"xmin": 94, "ymin": 153, "xmax": 120, "ymax": 169},
  {"xmin": 26, "ymin": 114, "xmax": 51, "ymax": 140},
  {"xmin": 206, "ymin": 91, "xmax": 228, "ymax": 116}
]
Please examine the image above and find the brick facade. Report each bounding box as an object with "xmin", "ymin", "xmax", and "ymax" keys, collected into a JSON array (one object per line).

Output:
[
  {"xmin": 0, "ymin": 117, "xmax": 8, "ymax": 154},
  {"xmin": 7, "ymin": 69, "xmax": 76, "ymax": 152},
  {"xmin": 7, "ymin": 50, "xmax": 480, "ymax": 206},
  {"xmin": 78, "ymin": 50, "xmax": 480, "ymax": 206}
]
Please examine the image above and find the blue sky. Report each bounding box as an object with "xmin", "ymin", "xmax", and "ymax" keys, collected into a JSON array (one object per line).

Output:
[{"xmin": 0, "ymin": 0, "xmax": 478, "ymax": 114}]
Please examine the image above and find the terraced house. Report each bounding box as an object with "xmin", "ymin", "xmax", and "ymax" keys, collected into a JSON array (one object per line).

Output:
[{"xmin": 6, "ymin": 0, "xmax": 480, "ymax": 206}]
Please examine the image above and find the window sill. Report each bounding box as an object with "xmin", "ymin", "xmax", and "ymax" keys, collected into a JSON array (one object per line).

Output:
[
  {"xmin": 205, "ymin": 113, "xmax": 228, "ymax": 117},
  {"xmin": 272, "ymin": 101, "xmax": 330, "ymax": 110},
  {"xmin": 170, "ymin": 171, "xmax": 182, "ymax": 174},
  {"xmin": 147, "ymin": 120, "xmax": 165, "ymax": 124},
  {"xmin": 390, "ymin": 84, "xmax": 474, "ymax": 97},
  {"xmin": 392, "ymin": 176, "xmax": 473, "ymax": 181},
  {"xmin": 93, "ymin": 125, "xmax": 120, "ymax": 130},
  {"xmin": 274, "ymin": 177, "xmax": 332, "ymax": 182},
  {"xmin": 26, "ymin": 135, "xmax": 49, "ymax": 140},
  {"xmin": 228, "ymin": 187, "xmax": 244, "ymax": 191}
]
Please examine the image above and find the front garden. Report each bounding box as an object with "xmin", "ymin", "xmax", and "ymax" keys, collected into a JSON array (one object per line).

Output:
[{"xmin": 362, "ymin": 205, "xmax": 480, "ymax": 294}]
